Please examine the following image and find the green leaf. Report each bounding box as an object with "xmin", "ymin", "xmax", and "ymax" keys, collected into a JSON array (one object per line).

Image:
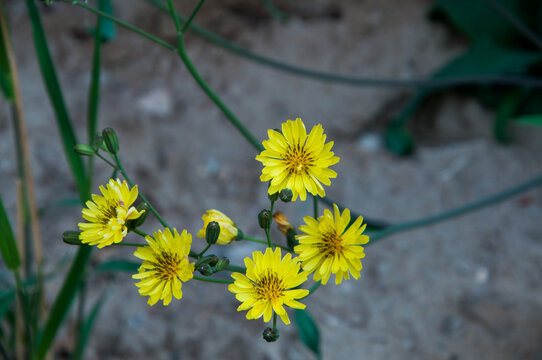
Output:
[
  {"xmin": 73, "ymin": 294, "xmax": 106, "ymax": 360},
  {"xmin": 35, "ymin": 247, "xmax": 92, "ymax": 360},
  {"xmin": 0, "ymin": 195, "xmax": 20, "ymax": 270},
  {"xmin": 295, "ymin": 309, "xmax": 320, "ymax": 358},
  {"xmin": 0, "ymin": 290, "xmax": 15, "ymax": 320},
  {"xmin": 514, "ymin": 113, "xmax": 542, "ymax": 126},
  {"xmin": 429, "ymin": 0, "xmax": 540, "ymax": 47},
  {"xmin": 24, "ymin": 0, "xmax": 87, "ymax": 201},
  {"xmin": 94, "ymin": 260, "xmax": 139, "ymax": 273}
]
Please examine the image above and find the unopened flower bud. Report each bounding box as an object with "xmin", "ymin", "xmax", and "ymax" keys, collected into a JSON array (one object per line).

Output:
[
  {"xmin": 215, "ymin": 257, "xmax": 230, "ymax": 272},
  {"xmin": 268, "ymin": 192, "xmax": 279, "ymax": 202},
  {"xmin": 234, "ymin": 228, "xmax": 244, "ymax": 241},
  {"xmin": 92, "ymin": 134, "xmax": 104, "ymax": 151},
  {"xmin": 102, "ymin": 128, "xmax": 119, "ymax": 154},
  {"xmin": 73, "ymin": 144, "xmax": 96, "ymax": 157},
  {"xmin": 205, "ymin": 221, "xmax": 220, "ymax": 245},
  {"xmin": 273, "ymin": 211, "xmax": 294, "ymax": 235},
  {"xmin": 258, "ymin": 209, "xmax": 271, "ymax": 229},
  {"xmin": 197, "ymin": 263, "xmax": 213, "ymax": 276},
  {"xmin": 62, "ymin": 230, "xmax": 82, "ymax": 245},
  {"xmin": 279, "ymin": 189, "xmax": 293, "ymax": 203},
  {"xmin": 262, "ymin": 327, "xmax": 279, "ymax": 342},
  {"xmin": 127, "ymin": 203, "xmax": 149, "ymax": 229},
  {"xmin": 196, "ymin": 255, "xmax": 219, "ymax": 268}
]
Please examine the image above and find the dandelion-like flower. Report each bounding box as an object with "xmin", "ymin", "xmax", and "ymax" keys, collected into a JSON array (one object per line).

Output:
[
  {"xmin": 197, "ymin": 209, "xmax": 239, "ymax": 245},
  {"xmin": 78, "ymin": 179, "xmax": 144, "ymax": 248},
  {"xmin": 132, "ymin": 228, "xmax": 195, "ymax": 306},
  {"xmin": 255, "ymin": 118, "xmax": 340, "ymax": 201},
  {"xmin": 228, "ymin": 247, "xmax": 309, "ymax": 325},
  {"xmin": 294, "ymin": 204, "xmax": 369, "ymax": 285}
]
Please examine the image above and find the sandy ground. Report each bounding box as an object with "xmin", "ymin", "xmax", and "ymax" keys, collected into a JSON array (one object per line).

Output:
[{"xmin": 1, "ymin": 0, "xmax": 542, "ymax": 359}]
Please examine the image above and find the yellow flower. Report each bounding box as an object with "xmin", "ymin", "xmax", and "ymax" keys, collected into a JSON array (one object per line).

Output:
[
  {"xmin": 228, "ymin": 247, "xmax": 309, "ymax": 325},
  {"xmin": 255, "ymin": 118, "xmax": 340, "ymax": 201},
  {"xmin": 197, "ymin": 209, "xmax": 239, "ymax": 245},
  {"xmin": 78, "ymin": 179, "xmax": 144, "ymax": 248},
  {"xmin": 294, "ymin": 204, "xmax": 369, "ymax": 285},
  {"xmin": 132, "ymin": 228, "xmax": 195, "ymax": 306}
]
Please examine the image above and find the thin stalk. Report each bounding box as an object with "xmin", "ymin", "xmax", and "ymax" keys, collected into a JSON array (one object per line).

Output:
[
  {"xmin": 264, "ymin": 228, "xmax": 272, "ymax": 248},
  {"xmin": 75, "ymin": 279, "xmax": 87, "ymax": 358},
  {"xmin": 369, "ymin": 172, "xmax": 542, "ymax": 243},
  {"xmin": 242, "ymin": 236, "xmax": 290, "ymax": 251},
  {"xmin": 308, "ymin": 281, "xmax": 321, "ymax": 295},
  {"xmin": 272, "ymin": 312, "xmax": 277, "ymax": 329},
  {"xmin": 180, "ymin": 0, "xmax": 205, "ymax": 34},
  {"xmin": 197, "ymin": 243, "xmax": 212, "ymax": 258},
  {"xmin": 132, "ymin": 228, "xmax": 149, "ymax": 238},
  {"xmin": 146, "ymin": 0, "xmax": 542, "ymax": 89},
  {"xmin": 111, "ymin": 242, "xmax": 146, "ymax": 247},
  {"xmin": 95, "ymin": 151, "xmax": 118, "ymax": 169},
  {"xmin": 225, "ymin": 264, "xmax": 246, "ymax": 273},
  {"xmin": 113, "ymin": 153, "xmax": 170, "ymax": 229},
  {"xmin": 312, "ymin": 195, "xmax": 318, "ymax": 218},
  {"xmin": 193, "ymin": 275, "xmax": 233, "ymax": 284}
]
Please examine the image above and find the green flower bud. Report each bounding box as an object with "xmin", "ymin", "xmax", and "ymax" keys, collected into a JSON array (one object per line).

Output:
[
  {"xmin": 127, "ymin": 203, "xmax": 150, "ymax": 229},
  {"xmin": 205, "ymin": 221, "xmax": 221, "ymax": 245},
  {"xmin": 196, "ymin": 255, "xmax": 219, "ymax": 268},
  {"xmin": 215, "ymin": 257, "xmax": 230, "ymax": 272},
  {"xmin": 258, "ymin": 209, "xmax": 271, "ymax": 229},
  {"xmin": 102, "ymin": 128, "xmax": 119, "ymax": 154},
  {"xmin": 279, "ymin": 189, "xmax": 293, "ymax": 203},
  {"xmin": 268, "ymin": 192, "xmax": 279, "ymax": 202},
  {"xmin": 262, "ymin": 327, "xmax": 279, "ymax": 342},
  {"xmin": 62, "ymin": 230, "xmax": 82, "ymax": 245},
  {"xmin": 92, "ymin": 134, "xmax": 104, "ymax": 151},
  {"xmin": 197, "ymin": 263, "xmax": 213, "ymax": 276},
  {"xmin": 286, "ymin": 229, "xmax": 298, "ymax": 250},
  {"xmin": 73, "ymin": 144, "xmax": 96, "ymax": 157}
]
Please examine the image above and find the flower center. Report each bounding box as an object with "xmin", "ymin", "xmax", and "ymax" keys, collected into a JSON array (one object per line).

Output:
[
  {"xmin": 97, "ymin": 199, "xmax": 120, "ymax": 224},
  {"xmin": 283, "ymin": 143, "xmax": 314, "ymax": 175},
  {"xmin": 319, "ymin": 230, "xmax": 344, "ymax": 257},
  {"xmin": 255, "ymin": 270, "xmax": 285, "ymax": 301},
  {"xmin": 154, "ymin": 251, "xmax": 181, "ymax": 281}
]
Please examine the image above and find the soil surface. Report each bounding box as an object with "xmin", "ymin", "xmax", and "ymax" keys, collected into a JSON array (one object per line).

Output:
[{"xmin": 2, "ymin": 0, "xmax": 542, "ymax": 359}]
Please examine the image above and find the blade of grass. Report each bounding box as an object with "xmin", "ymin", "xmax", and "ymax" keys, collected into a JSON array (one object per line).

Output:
[
  {"xmin": 24, "ymin": 0, "xmax": 87, "ymax": 201},
  {"xmin": 0, "ymin": 1, "xmax": 12, "ymax": 101},
  {"xmin": 0, "ymin": 195, "xmax": 21, "ymax": 271},
  {"xmin": 73, "ymin": 293, "xmax": 106, "ymax": 360}
]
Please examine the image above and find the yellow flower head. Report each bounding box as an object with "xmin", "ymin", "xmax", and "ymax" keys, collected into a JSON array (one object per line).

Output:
[
  {"xmin": 228, "ymin": 247, "xmax": 309, "ymax": 325},
  {"xmin": 197, "ymin": 209, "xmax": 239, "ymax": 245},
  {"xmin": 294, "ymin": 204, "xmax": 369, "ymax": 285},
  {"xmin": 78, "ymin": 179, "xmax": 144, "ymax": 248},
  {"xmin": 255, "ymin": 118, "xmax": 340, "ymax": 201},
  {"xmin": 132, "ymin": 228, "xmax": 195, "ymax": 306}
]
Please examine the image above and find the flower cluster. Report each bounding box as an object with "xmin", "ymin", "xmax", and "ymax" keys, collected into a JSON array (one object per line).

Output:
[{"xmin": 71, "ymin": 118, "xmax": 369, "ymax": 339}]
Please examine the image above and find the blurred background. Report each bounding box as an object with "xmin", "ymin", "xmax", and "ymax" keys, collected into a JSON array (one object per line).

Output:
[{"xmin": 1, "ymin": 0, "xmax": 542, "ymax": 359}]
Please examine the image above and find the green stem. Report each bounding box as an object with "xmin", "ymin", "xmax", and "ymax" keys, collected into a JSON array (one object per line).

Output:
[
  {"xmin": 180, "ymin": 0, "xmax": 205, "ymax": 34},
  {"xmin": 197, "ymin": 243, "xmax": 212, "ymax": 258},
  {"xmin": 95, "ymin": 151, "xmax": 117, "ymax": 169},
  {"xmin": 71, "ymin": 1, "xmax": 176, "ymax": 51},
  {"xmin": 273, "ymin": 312, "xmax": 277, "ymax": 329},
  {"xmin": 132, "ymin": 228, "xmax": 149, "ymax": 238},
  {"xmin": 113, "ymin": 153, "xmax": 170, "ymax": 229},
  {"xmin": 308, "ymin": 281, "xmax": 321, "ymax": 295},
  {"xmin": 369, "ymin": 172, "xmax": 542, "ymax": 244},
  {"xmin": 225, "ymin": 264, "xmax": 246, "ymax": 273},
  {"xmin": 111, "ymin": 241, "xmax": 146, "ymax": 247},
  {"xmin": 242, "ymin": 236, "xmax": 289, "ymax": 251},
  {"xmin": 264, "ymin": 228, "xmax": 271, "ymax": 248},
  {"xmin": 193, "ymin": 275, "xmax": 233, "ymax": 284}
]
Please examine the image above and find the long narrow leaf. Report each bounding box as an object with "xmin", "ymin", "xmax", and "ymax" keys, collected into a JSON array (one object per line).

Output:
[
  {"xmin": 35, "ymin": 246, "xmax": 92, "ymax": 360},
  {"xmin": 73, "ymin": 294, "xmax": 106, "ymax": 360},
  {"xmin": 0, "ymin": 195, "xmax": 20, "ymax": 270},
  {"xmin": 94, "ymin": 259, "xmax": 139, "ymax": 273},
  {"xmin": 0, "ymin": 2, "xmax": 13, "ymax": 100},
  {"xmin": 24, "ymin": 0, "xmax": 87, "ymax": 200}
]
